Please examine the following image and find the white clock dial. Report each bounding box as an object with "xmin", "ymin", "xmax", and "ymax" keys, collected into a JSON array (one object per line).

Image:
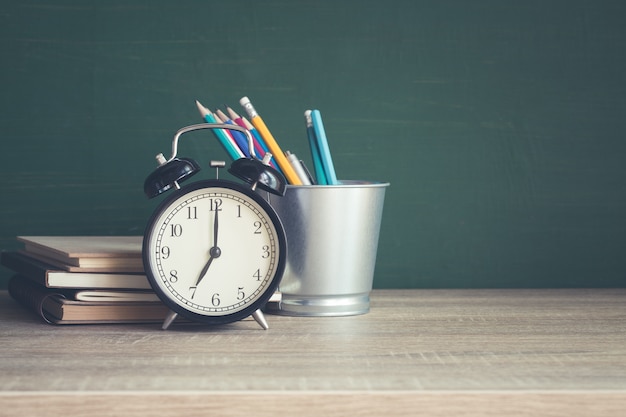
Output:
[{"xmin": 144, "ymin": 182, "xmax": 283, "ymax": 321}]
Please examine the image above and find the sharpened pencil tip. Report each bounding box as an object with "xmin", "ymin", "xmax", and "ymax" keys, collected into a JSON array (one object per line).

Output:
[{"xmin": 195, "ymin": 99, "xmax": 210, "ymax": 116}]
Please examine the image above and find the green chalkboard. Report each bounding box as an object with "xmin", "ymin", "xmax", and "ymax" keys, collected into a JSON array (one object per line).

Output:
[{"xmin": 1, "ymin": 0, "xmax": 626, "ymax": 288}]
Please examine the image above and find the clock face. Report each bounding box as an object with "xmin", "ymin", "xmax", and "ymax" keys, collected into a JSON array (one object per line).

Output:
[{"xmin": 143, "ymin": 180, "xmax": 285, "ymax": 324}]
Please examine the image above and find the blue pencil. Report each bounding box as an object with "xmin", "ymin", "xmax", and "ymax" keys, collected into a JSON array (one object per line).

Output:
[
  {"xmin": 226, "ymin": 107, "xmax": 270, "ymax": 159},
  {"xmin": 215, "ymin": 109, "xmax": 252, "ymax": 158},
  {"xmin": 305, "ymin": 110, "xmax": 328, "ymax": 185},
  {"xmin": 310, "ymin": 109, "xmax": 338, "ymax": 185}
]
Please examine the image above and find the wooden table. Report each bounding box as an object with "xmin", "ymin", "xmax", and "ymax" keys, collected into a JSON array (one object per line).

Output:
[{"xmin": 1, "ymin": 289, "xmax": 625, "ymax": 416}]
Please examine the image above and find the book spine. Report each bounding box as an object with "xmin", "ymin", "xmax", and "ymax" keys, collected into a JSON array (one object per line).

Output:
[
  {"xmin": 7, "ymin": 275, "xmax": 65, "ymax": 324},
  {"xmin": 1, "ymin": 251, "xmax": 48, "ymax": 286}
]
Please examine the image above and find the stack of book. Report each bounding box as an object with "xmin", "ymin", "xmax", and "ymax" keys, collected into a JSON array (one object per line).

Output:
[{"xmin": 1, "ymin": 236, "xmax": 170, "ymax": 324}]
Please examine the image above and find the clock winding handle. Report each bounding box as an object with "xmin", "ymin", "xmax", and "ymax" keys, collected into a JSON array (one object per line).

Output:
[{"xmin": 252, "ymin": 309, "xmax": 269, "ymax": 330}]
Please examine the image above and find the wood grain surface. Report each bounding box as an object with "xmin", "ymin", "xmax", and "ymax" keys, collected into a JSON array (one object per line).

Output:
[{"xmin": 1, "ymin": 289, "xmax": 625, "ymax": 416}]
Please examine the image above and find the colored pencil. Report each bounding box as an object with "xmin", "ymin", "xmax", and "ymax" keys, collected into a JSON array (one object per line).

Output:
[
  {"xmin": 225, "ymin": 106, "xmax": 268, "ymax": 159},
  {"xmin": 305, "ymin": 110, "xmax": 328, "ymax": 185},
  {"xmin": 226, "ymin": 106, "xmax": 281, "ymax": 172},
  {"xmin": 195, "ymin": 100, "xmax": 243, "ymax": 160},
  {"xmin": 238, "ymin": 115, "xmax": 281, "ymax": 172},
  {"xmin": 239, "ymin": 96, "xmax": 302, "ymax": 185},
  {"xmin": 215, "ymin": 109, "xmax": 251, "ymax": 158},
  {"xmin": 310, "ymin": 109, "xmax": 338, "ymax": 185}
]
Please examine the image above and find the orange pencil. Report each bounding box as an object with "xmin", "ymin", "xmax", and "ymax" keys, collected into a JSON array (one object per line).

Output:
[{"xmin": 239, "ymin": 96, "xmax": 303, "ymax": 185}]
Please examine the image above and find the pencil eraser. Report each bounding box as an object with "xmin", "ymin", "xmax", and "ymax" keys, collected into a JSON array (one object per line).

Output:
[{"xmin": 239, "ymin": 96, "xmax": 257, "ymax": 118}]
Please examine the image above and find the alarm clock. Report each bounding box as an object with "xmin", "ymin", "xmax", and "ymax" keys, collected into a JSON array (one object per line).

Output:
[{"xmin": 142, "ymin": 123, "xmax": 287, "ymax": 330}]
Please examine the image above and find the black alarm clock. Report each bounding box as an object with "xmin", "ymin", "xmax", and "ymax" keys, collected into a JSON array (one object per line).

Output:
[{"xmin": 142, "ymin": 123, "xmax": 287, "ymax": 330}]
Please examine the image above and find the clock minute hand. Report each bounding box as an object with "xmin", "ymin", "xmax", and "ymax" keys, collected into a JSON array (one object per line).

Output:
[
  {"xmin": 213, "ymin": 204, "xmax": 219, "ymax": 248},
  {"xmin": 195, "ymin": 208, "xmax": 222, "ymax": 286}
]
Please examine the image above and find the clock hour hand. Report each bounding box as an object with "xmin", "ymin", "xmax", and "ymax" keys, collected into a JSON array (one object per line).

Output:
[
  {"xmin": 195, "ymin": 254, "xmax": 215, "ymax": 286},
  {"xmin": 195, "ymin": 245, "xmax": 222, "ymax": 286}
]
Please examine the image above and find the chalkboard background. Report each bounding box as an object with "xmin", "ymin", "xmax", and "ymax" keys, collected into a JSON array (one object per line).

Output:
[{"xmin": 1, "ymin": 0, "xmax": 625, "ymax": 288}]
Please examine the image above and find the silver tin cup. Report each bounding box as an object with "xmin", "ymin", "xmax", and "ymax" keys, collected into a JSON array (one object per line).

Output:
[{"xmin": 266, "ymin": 180, "xmax": 389, "ymax": 316}]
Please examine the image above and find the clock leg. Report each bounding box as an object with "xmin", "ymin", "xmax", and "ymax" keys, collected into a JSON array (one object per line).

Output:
[
  {"xmin": 161, "ymin": 310, "xmax": 178, "ymax": 330},
  {"xmin": 251, "ymin": 309, "xmax": 269, "ymax": 330}
]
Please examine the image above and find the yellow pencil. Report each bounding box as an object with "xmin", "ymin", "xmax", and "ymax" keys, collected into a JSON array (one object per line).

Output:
[{"xmin": 239, "ymin": 96, "xmax": 303, "ymax": 185}]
